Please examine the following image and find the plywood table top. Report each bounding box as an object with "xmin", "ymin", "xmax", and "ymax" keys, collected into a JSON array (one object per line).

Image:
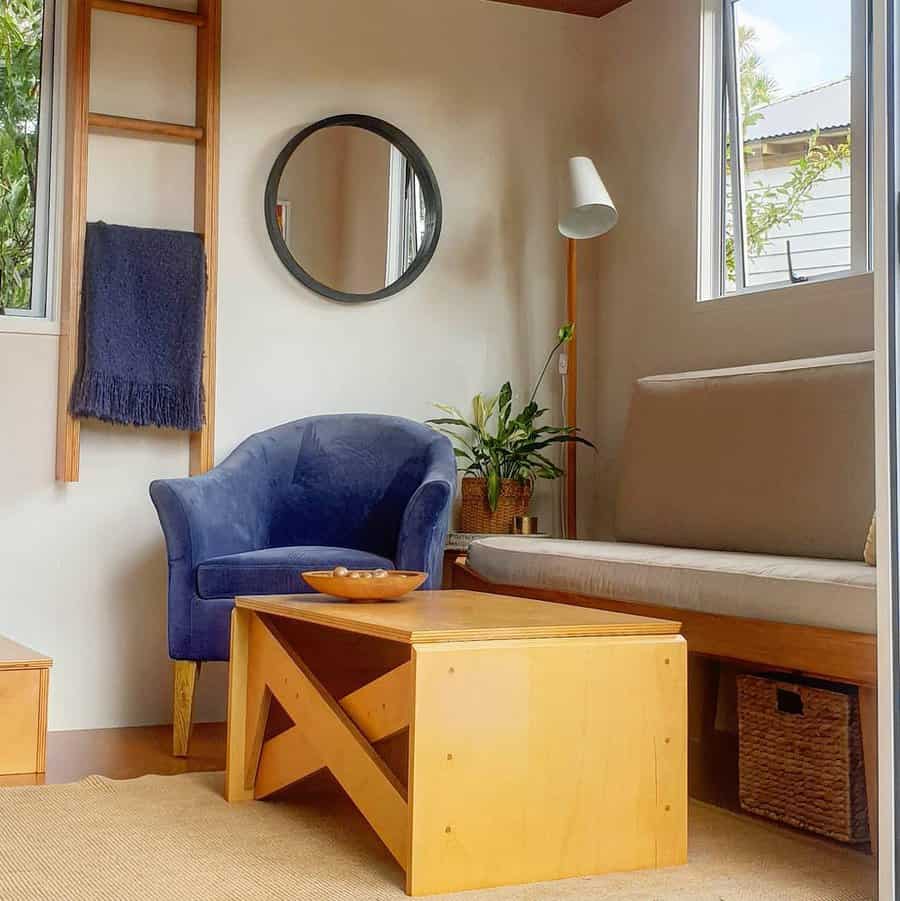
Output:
[
  {"xmin": 0, "ymin": 635, "xmax": 52, "ymax": 671},
  {"xmin": 236, "ymin": 589, "xmax": 681, "ymax": 645}
]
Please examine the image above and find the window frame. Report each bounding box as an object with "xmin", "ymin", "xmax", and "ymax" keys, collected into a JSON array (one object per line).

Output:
[
  {"xmin": 0, "ymin": 0, "xmax": 62, "ymax": 333},
  {"xmin": 698, "ymin": 0, "xmax": 872, "ymax": 302},
  {"xmin": 385, "ymin": 145, "xmax": 427, "ymax": 286},
  {"xmin": 385, "ymin": 145, "xmax": 407, "ymax": 286}
]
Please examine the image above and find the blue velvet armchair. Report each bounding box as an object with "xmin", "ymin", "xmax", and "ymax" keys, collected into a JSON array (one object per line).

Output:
[{"xmin": 150, "ymin": 414, "xmax": 455, "ymax": 754}]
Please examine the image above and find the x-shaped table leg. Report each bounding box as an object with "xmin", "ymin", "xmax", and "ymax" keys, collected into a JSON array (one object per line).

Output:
[{"xmin": 225, "ymin": 609, "xmax": 411, "ymax": 868}]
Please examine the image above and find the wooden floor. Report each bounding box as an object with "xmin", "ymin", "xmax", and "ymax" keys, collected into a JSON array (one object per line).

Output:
[{"xmin": 0, "ymin": 722, "xmax": 225, "ymax": 788}]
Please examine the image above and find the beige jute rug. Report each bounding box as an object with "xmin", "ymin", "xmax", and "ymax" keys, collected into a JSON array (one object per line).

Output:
[{"xmin": 0, "ymin": 772, "xmax": 875, "ymax": 900}]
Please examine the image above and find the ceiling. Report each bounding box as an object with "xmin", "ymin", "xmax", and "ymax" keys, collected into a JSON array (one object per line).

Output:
[{"xmin": 487, "ymin": 0, "xmax": 632, "ymax": 18}]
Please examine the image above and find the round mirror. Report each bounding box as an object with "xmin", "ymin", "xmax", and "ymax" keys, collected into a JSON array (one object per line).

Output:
[{"xmin": 265, "ymin": 115, "xmax": 442, "ymax": 303}]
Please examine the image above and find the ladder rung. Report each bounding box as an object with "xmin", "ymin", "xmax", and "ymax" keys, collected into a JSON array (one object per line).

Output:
[
  {"xmin": 91, "ymin": 0, "xmax": 206, "ymax": 27},
  {"xmin": 88, "ymin": 112, "xmax": 204, "ymax": 142}
]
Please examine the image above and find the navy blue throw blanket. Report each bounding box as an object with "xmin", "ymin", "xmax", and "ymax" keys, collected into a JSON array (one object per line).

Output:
[{"xmin": 71, "ymin": 222, "xmax": 207, "ymax": 431}]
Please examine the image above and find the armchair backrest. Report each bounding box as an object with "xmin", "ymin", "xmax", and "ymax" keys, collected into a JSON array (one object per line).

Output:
[{"xmin": 247, "ymin": 414, "xmax": 449, "ymax": 559}]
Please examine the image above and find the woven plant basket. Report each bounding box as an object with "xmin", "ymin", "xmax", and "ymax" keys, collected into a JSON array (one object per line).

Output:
[
  {"xmin": 737, "ymin": 674, "xmax": 869, "ymax": 843},
  {"xmin": 460, "ymin": 477, "xmax": 532, "ymax": 534}
]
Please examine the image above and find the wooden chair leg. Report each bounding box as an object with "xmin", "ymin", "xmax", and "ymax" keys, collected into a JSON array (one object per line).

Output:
[
  {"xmin": 858, "ymin": 684, "xmax": 877, "ymax": 854},
  {"xmin": 173, "ymin": 660, "xmax": 201, "ymax": 758}
]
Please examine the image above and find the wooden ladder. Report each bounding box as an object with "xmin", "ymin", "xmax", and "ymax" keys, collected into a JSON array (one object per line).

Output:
[{"xmin": 56, "ymin": 0, "xmax": 220, "ymax": 482}]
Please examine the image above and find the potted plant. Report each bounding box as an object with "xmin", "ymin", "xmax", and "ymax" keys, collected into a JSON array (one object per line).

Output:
[{"xmin": 429, "ymin": 325, "xmax": 595, "ymax": 534}]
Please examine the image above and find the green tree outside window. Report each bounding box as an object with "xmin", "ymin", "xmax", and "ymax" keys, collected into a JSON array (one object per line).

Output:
[
  {"xmin": 0, "ymin": 0, "xmax": 44, "ymax": 313},
  {"xmin": 726, "ymin": 25, "xmax": 851, "ymax": 283}
]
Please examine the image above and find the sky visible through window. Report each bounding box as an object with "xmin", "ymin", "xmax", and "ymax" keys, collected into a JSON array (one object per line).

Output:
[
  {"xmin": 736, "ymin": 0, "xmax": 851, "ymax": 99},
  {"xmin": 720, "ymin": 0, "xmax": 857, "ymax": 293}
]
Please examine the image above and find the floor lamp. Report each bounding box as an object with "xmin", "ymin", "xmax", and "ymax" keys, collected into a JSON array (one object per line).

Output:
[{"xmin": 558, "ymin": 156, "xmax": 618, "ymax": 539}]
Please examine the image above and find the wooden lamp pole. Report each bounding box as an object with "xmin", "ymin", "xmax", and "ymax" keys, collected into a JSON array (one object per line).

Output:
[
  {"xmin": 565, "ymin": 239, "xmax": 578, "ymax": 539},
  {"xmin": 558, "ymin": 156, "xmax": 616, "ymax": 541}
]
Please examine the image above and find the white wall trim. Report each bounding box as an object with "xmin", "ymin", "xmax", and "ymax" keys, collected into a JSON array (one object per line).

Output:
[
  {"xmin": 872, "ymin": 0, "xmax": 895, "ymax": 893},
  {"xmin": 696, "ymin": 0, "xmax": 724, "ymax": 301},
  {"xmin": 0, "ymin": 317, "xmax": 61, "ymax": 337}
]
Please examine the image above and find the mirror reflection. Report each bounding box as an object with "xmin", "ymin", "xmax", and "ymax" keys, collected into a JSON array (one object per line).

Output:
[{"xmin": 275, "ymin": 126, "xmax": 428, "ymax": 296}]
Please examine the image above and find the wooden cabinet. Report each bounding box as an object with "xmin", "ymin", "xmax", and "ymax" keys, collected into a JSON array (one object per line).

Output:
[{"xmin": 0, "ymin": 637, "xmax": 51, "ymax": 775}]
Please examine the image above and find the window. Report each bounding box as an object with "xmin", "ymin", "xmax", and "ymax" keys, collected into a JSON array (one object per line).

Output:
[
  {"xmin": 0, "ymin": 0, "xmax": 56, "ymax": 320},
  {"xmin": 385, "ymin": 146, "xmax": 427, "ymax": 285},
  {"xmin": 698, "ymin": 0, "xmax": 871, "ymax": 299}
]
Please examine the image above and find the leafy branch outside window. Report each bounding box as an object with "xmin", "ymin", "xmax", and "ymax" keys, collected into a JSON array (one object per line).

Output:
[
  {"xmin": 725, "ymin": 25, "xmax": 851, "ymax": 283},
  {"xmin": 0, "ymin": 0, "xmax": 43, "ymax": 313}
]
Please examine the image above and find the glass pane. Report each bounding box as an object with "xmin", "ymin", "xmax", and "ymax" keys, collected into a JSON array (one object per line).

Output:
[
  {"xmin": 0, "ymin": 0, "xmax": 46, "ymax": 315},
  {"xmin": 727, "ymin": 0, "xmax": 853, "ymax": 290},
  {"xmin": 724, "ymin": 92, "xmax": 737, "ymax": 293}
]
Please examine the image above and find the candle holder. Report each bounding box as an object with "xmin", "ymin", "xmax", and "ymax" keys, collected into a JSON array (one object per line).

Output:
[{"xmin": 512, "ymin": 515, "xmax": 539, "ymax": 535}]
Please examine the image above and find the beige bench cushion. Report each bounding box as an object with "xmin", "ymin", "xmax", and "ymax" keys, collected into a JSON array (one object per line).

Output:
[
  {"xmin": 614, "ymin": 353, "xmax": 875, "ymax": 561},
  {"xmin": 468, "ymin": 537, "xmax": 876, "ymax": 634}
]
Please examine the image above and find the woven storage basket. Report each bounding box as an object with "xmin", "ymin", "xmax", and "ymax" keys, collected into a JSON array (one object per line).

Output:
[
  {"xmin": 737, "ymin": 674, "xmax": 869, "ymax": 842},
  {"xmin": 460, "ymin": 478, "xmax": 532, "ymax": 534}
]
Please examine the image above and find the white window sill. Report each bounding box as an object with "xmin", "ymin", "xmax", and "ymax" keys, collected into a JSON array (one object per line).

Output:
[
  {"xmin": 0, "ymin": 316, "xmax": 60, "ymax": 336},
  {"xmin": 696, "ymin": 270, "xmax": 874, "ymax": 308}
]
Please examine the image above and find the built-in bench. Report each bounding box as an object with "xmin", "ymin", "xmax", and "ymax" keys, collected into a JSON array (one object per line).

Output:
[{"xmin": 455, "ymin": 352, "xmax": 877, "ymax": 841}]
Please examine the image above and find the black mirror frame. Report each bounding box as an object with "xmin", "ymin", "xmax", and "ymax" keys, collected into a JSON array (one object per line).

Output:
[{"xmin": 264, "ymin": 114, "xmax": 443, "ymax": 304}]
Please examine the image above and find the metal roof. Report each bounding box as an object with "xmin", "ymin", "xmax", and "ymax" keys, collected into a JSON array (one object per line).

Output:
[{"xmin": 743, "ymin": 77, "xmax": 850, "ymax": 143}]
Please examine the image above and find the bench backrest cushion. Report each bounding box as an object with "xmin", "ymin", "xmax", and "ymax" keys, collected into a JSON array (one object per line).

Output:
[{"xmin": 614, "ymin": 352, "xmax": 874, "ymax": 561}]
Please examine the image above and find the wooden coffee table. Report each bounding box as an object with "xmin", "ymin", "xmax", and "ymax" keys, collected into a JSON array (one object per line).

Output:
[{"xmin": 225, "ymin": 590, "xmax": 686, "ymax": 896}]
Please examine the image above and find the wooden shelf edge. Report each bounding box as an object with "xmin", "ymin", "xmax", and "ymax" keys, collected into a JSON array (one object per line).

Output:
[
  {"xmin": 56, "ymin": 0, "xmax": 92, "ymax": 485},
  {"xmin": 190, "ymin": 0, "xmax": 220, "ymax": 476},
  {"xmin": 91, "ymin": 0, "xmax": 206, "ymax": 27},
  {"xmin": 56, "ymin": 0, "xmax": 219, "ymax": 483},
  {"xmin": 88, "ymin": 112, "xmax": 204, "ymax": 142}
]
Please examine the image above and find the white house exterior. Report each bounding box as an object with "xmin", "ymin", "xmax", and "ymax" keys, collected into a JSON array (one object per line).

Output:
[{"xmin": 740, "ymin": 77, "xmax": 852, "ymax": 287}]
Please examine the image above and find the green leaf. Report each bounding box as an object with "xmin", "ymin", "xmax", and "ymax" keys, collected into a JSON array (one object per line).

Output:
[
  {"xmin": 432, "ymin": 402, "xmax": 466, "ymax": 419},
  {"xmin": 0, "ymin": 0, "xmax": 43, "ymax": 311},
  {"xmin": 426, "ymin": 417, "xmax": 471, "ymax": 428},
  {"xmin": 516, "ymin": 401, "xmax": 539, "ymax": 426},
  {"xmin": 472, "ymin": 394, "xmax": 486, "ymax": 430},
  {"xmin": 429, "ymin": 426, "xmax": 478, "ymax": 457},
  {"xmin": 498, "ymin": 382, "xmax": 512, "ymax": 417},
  {"xmin": 486, "ymin": 469, "xmax": 500, "ymax": 512}
]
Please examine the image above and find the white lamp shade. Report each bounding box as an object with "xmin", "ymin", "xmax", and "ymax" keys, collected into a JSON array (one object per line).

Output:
[{"xmin": 558, "ymin": 156, "xmax": 618, "ymax": 239}]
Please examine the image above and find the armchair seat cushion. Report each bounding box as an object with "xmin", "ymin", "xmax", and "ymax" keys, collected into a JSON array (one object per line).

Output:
[{"xmin": 196, "ymin": 546, "xmax": 394, "ymax": 599}]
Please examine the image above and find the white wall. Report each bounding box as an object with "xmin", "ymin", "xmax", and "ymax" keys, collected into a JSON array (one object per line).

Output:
[
  {"xmin": 0, "ymin": 0, "xmax": 608, "ymax": 730},
  {"xmin": 576, "ymin": 0, "xmax": 875, "ymax": 538},
  {"xmin": 214, "ymin": 0, "xmax": 605, "ymax": 458}
]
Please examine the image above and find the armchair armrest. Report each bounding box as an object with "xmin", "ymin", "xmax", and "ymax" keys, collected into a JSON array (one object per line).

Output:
[
  {"xmin": 150, "ymin": 445, "xmax": 274, "ymax": 658},
  {"xmin": 395, "ymin": 458, "xmax": 455, "ymax": 589}
]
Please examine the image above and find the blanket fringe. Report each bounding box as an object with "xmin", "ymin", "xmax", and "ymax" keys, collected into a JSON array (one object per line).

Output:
[{"xmin": 71, "ymin": 370, "xmax": 205, "ymax": 432}]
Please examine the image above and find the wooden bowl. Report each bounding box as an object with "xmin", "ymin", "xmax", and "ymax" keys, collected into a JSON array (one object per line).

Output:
[{"xmin": 301, "ymin": 570, "xmax": 428, "ymax": 602}]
